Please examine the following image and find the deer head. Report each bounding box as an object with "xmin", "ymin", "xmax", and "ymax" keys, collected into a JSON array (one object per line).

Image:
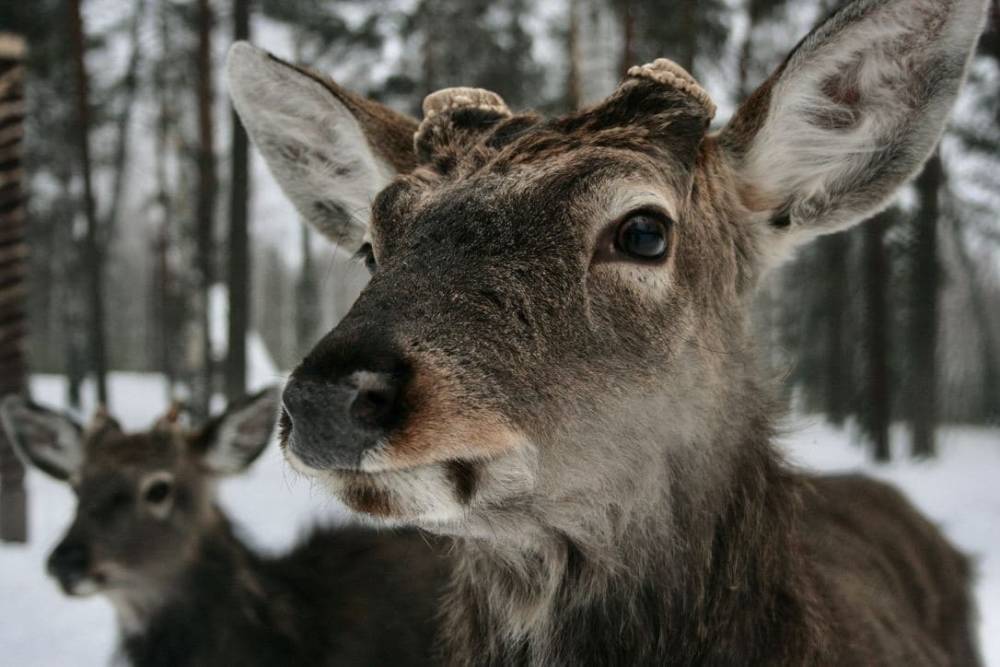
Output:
[
  {"xmin": 0, "ymin": 389, "xmax": 280, "ymax": 598},
  {"xmin": 227, "ymin": 0, "xmax": 986, "ymax": 544}
]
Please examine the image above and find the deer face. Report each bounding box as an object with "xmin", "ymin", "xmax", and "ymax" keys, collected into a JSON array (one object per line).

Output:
[
  {"xmin": 0, "ymin": 389, "xmax": 279, "ymax": 597},
  {"xmin": 228, "ymin": 0, "xmax": 986, "ymax": 537}
]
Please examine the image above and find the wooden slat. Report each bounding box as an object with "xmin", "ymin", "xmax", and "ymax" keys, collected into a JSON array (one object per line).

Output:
[{"xmin": 0, "ymin": 31, "xmax": 26, "ymax": 543}]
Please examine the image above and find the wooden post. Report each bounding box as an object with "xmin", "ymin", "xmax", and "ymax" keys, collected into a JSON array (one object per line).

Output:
[{"xmin": 0, "ymin": 33, "xmax": 28, "ymax": 543}]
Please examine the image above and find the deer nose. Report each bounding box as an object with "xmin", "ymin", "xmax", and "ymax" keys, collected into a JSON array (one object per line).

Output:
[
  {"xmin": 47, "ymin": 539, "xmax": 90, "ymax": 589},
  {"xmin": 282, "ymin": 370, "xmax": 406, "ymax": 470}
]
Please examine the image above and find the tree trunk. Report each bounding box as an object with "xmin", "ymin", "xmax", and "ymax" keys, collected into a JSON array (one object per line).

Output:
[
  {"xmin": 69, "ymin": 0, "xmax": 109, "ymax": 406},
  {"xmin": 677, "ymin": 0, "xmax": 698, "ymax": 75},
  {"xmin": 566, "ymin": 0, "xmax": 581, "ymax": 111},
  {"xmin": 909, "ymin": 152, "xmax": 943, "ymax": 458},
  {"xmin": 0, "ymin": 32, "xmax": 28, "ymax": 543},
  {"xmin": 862, "ymin": 211, "xmax": 892, "ymax": 462},
  {"xmin": 296, "ymin": 224, "xmax": 319, "ymax": 354},
  {"xmin": 225, "ymin": 0, "xmax": 251, "ymax": 401},
  {"xmin": 195, "ymin": 0, "xmax": 217, "ymax": 416},
  {"xmin": 153, "ymin": 2, "xmax": 177, "ymax": 397},
  {"xmin": 945, "ymin": 204, "xmax": 1000, "ymax": 422},
  {"xmin": 822, "ymin": 234, "xmax": 850, "ymax": 426},
  {"xmin": 620, "ymin": 0, "xmax": 634, "ymax": 75}
]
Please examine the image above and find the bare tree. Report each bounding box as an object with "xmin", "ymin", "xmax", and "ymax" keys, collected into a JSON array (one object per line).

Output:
[
  {"xmin": 195, "ymin": 0, "xmax": 217, "ymax": 415},
  {"xmin": 862, "ymin": 210, "xmax": 893, "ymax": 462},
  {"xmin": 225, "ymin": 0, "xmax": 252, "ymax": 400},
  {"xmin": 69, "ymin": 0, "xmax": 109, "ymax": 405},
  {"xmin": 909, "ymin": 152, "xmax": 943, "ymax": 458}
]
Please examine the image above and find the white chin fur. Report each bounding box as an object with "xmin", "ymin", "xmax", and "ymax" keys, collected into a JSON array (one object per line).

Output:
[
  {"xmin": 68, "ymin": 578, "xmax": 101, "ymax": 597},
  {"xmin": 282, "ymin": 446, "xmax": 466, "ymax": 524}
]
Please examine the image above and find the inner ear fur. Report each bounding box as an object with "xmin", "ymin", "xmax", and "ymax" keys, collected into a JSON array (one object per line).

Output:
[
  {"xmin": 719, "ymin": 0, "xmax": 988, "ymax": 247},
  {"xmin": 226, "ymin": 42, "xmax": 419, "ymax": 253}
]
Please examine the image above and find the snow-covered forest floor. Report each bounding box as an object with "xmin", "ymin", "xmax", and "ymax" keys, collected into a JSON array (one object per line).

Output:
[{"xmin": 1, "ymin": 374, "xmax": 998, "ymax": 665}]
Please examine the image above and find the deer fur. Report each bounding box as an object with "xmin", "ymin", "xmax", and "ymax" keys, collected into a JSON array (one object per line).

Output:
[
  {"xmin": 227, "ymin": 0, "xmax": 988, "ymax": 664},
  {"xmin": 0, "ymin": 390, "xmax": 447, "ymax": 667}
]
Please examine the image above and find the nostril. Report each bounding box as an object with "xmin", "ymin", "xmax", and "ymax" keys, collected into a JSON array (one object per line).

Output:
[
  {"xmin": 49, "ymin": 541, "xmax": 89, "ymax": 576},
  {"xmin": 349, "ymin": 385, "xmax": 400, "ymax": 429}
]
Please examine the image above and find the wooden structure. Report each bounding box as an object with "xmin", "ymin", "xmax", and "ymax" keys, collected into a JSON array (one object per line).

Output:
[{"xmin": 0, "ymin": 33, "xmax": 28, "ymax": 543}]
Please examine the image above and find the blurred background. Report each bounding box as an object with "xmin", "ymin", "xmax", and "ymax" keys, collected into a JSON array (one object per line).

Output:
[{"xmin": 0, "ymin": 0, "xmax": 998, "ymax": 663}]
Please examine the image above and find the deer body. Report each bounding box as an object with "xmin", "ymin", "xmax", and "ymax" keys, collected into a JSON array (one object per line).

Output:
[
  {"xmin": 227, "ymin": 0, "xmax": 988, "ymax": 664},
  {"xmin": 118, "ymin": 519, "xmax": 443, "ymax": 667},
  {"xmin": 0, "ymin": 390, "xmax": 446, "ymax": 667}
]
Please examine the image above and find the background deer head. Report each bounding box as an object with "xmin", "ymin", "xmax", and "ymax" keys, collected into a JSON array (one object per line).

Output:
[
  {"xmin": 228, "ymin": 0, "xmax": 987, "ymax": 543},
  {"xmin": 0, "ymin": 388, "xmax": 279, "ymax": 598}
]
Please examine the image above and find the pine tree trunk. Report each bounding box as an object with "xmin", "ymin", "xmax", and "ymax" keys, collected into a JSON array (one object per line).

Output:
[
  {"xmin": 296, "ymin": 225, "xmax": 319, "ymax": 354},
  {"xmin": 909, "ymin": 152, "xmax": 943, "ymax": 458},
  {"xmin": 946, "ymin": 210, "xmax": 1000, "ymax": 422},
  {"xmin": 677, "ymin": 0, "xmax": 697, "ymax": 75},
  {"xmin": 620, "ymin": 0, "xmax": 634, "ymax": 75},
  {"xmin": 0, "ymin": 32, "xmax": 28, "ymax": 543},
  {"xmin": 566, "ymin": 0, "xmax": 582, "ymax": 110},
  {"xmin": 69, "ymin": 0, "xmax": 109, "ymax": 406},
  {"xmin": 862, "ymin": 211, "xmax": 892, "ymax": 462},
  {"xmin": 822, "ymin": 234, "xmax": 850, "ymax": 425},
  {"xmin": 225, "ymin": 0, "xmax": 251, "ymax": 401},
  {"xmin": 195, "ymin": 0, "xmax": 217, "ymax": 416}
]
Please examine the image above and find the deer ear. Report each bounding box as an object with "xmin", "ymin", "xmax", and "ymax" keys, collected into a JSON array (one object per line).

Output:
[
  {"xmin": 193, "ymin": 386, "xmax": 281, "ymax": 475},
  {"xmin": 720, "ymin": 0, "xmax": 987, "ymax": 263},
  {"xmin": 0, "ymin": 396, "xmax": 84, "ymax": 482},
  {"xmin": 225, "ymin": 42, "xmax": 419, "ymax": 253}
]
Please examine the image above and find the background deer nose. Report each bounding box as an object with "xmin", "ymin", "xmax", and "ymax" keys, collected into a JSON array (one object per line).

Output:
[
  {"xmin": 47, "ymin": 539, "xmax": 90, "ymax": 588},
  {"xmin": 282, "ymin": 370, "xmax": 406, "ymax": 470}
]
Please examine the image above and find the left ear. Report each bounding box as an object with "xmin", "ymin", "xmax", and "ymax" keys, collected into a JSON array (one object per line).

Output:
[
  {"xmin": 719, "ymin": 0, "xmax": 988, "ymax": 259},
  {"xmin": 192, "ymin": 386, "xmax": 281, "ymax": 475}
]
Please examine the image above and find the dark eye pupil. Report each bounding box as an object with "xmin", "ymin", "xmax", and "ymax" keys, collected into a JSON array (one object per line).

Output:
[
  {"xmin": 618, "ymin": 215, "xmax": 669, "ymax": 259},
  {"xmin": 145, "ymin": 481, "xmax": 171, "ymax": 504}
]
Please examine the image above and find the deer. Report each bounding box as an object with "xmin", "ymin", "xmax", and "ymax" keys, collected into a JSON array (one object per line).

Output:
[
  {"xmin": 0, "ymin": 389, "xmax": 447, "ymax": 667},
  {"xmin": 226, "ymin": 0, "xmax": 987, "ymax": 664}
]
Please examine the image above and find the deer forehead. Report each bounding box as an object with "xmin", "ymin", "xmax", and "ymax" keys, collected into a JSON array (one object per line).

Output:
[
  {"xmin": 81, "ymin": 431, "xmax": 187, "ymax": 478},
  {"xmin": 369, "ymin": 148, "xmax": 688, "ymax": 250}
]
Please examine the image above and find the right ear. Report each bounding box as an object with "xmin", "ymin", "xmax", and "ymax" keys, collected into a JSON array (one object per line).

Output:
[
  {"xmin": 0, "ymin": 395, "xmax": 84, "ymax": 482},
  {"xmin": 225, "ymin": 42, "xmax": 419, "ymax": 252}
]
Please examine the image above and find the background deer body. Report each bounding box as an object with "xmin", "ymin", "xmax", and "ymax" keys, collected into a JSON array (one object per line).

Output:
[
  {"xmin": 0, "ymin": 391, "xmax": 446, "ymax": 667},
  {"xmin": 229, "ymin": 0, "xmax": 988, "ymax": 664}
]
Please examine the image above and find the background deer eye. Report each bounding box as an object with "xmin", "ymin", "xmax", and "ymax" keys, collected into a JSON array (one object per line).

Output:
[
  {"xmin": 144, "ymin": 479, "xmax": 172, "ymax": 504},
  {"xmin": 615, "ymin": 212, "xmax": 671, "ymax": 260}
]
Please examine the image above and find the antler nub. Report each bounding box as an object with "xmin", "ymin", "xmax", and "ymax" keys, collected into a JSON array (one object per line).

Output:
[
  {"xmin": 421, "ymin": 87, "xmax": 510, "ymax": 121},
  {"xmin": 414, "ymin": 87, "xmax": 511, "ymax": 156},
  {"xmin": 626, "ymin": 58, "xmax": 716, "ymax": 121}
]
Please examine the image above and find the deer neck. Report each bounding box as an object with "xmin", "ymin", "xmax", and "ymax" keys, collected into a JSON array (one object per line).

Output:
[
  {"xmin": 110, "ymin": 508, "xmax": 260, "ymax": 639},
  {"xmin": 444, "ymin": 382, "xmax": 821, "ymax": 665}
]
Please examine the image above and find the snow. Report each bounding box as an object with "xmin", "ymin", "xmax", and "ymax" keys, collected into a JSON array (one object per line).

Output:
[{"xmin": 2, "ymin": 379, "xmax": 998, "ymax": 665}]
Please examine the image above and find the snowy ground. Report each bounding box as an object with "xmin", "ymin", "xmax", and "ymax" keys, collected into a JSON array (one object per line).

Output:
[{"xmin": 1, "ymin": 374, "xmax": 998, "ymax": 665}]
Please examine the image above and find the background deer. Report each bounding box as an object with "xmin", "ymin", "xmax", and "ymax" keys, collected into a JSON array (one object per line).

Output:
[
  {"xmin": 0, "ymin": 389, "xmax": 447, "ymax": 666},
  {"xmin": 228, "ymin": 0, "xmax": 988, "ymax": 664}
]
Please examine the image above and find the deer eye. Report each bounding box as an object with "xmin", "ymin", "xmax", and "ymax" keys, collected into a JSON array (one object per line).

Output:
[
  {"xmin": 143, "ymin": 479, "xmax": 172, "ymax": 505},
  {"xmin": 354, "ymin": 242, "xmax": 377, "ymax": 275},
  {"xmin": 615, "ymin": 211, "xmax": 671, "ymax": 260}
]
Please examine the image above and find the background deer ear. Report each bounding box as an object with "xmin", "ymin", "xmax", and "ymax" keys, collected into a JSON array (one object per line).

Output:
[
  {"xmin": 719, "ymin": 0, "xmax": 987, "ymax": 263},
  {"xmin": 0, "ymin": 396, "xmax": 84, "ymax": 482},
  {"xmin": 225, "ymin": 42, "xmax": 419, "ymax": 253},
  {"xmin": 192, "ymin": 386, "xmax": 281, "ymax": 475}
]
